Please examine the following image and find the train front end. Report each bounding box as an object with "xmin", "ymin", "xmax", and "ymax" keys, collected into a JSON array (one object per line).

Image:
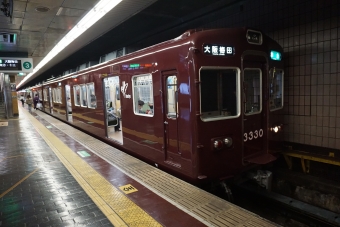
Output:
[{"xmin": 193, "ymin": 28, "xmax": 284, "ymax": 182}]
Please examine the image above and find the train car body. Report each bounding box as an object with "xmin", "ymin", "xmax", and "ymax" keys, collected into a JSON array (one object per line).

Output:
[{"xmin": 32, "ymin": 28, "xmax": 284, "ymax": 184}]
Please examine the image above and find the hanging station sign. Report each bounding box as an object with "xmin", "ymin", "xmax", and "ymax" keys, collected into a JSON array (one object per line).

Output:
[{"xmin": 0, "ymin": 58, "xmax": 33, "ymax": 73}]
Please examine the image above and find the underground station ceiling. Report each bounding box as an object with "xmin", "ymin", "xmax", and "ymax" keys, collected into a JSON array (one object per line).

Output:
[{"xmin": 0, "ymin": 0, "xmax": 242, "ymax": 88}]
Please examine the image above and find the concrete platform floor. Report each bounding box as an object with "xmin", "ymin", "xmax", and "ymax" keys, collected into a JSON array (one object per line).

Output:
[{"xmin": 0, "ymin": 110, "xmax": 113, "ymax": 226}]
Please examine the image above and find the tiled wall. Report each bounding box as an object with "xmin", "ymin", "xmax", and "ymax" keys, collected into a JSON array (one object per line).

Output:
[{"xmin": 204, "ymin": 0, "xmax": 340, "ymax": 149}]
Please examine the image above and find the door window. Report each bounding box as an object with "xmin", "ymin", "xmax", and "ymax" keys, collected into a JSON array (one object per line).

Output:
[
  {"xmin": 166, "ymin": 75, "xmax": 178, "ymax": 118},
  {"xmin": 269, "ymin": 68, "xmax": 284, "ymax": 111},
  {"xmin": 244, "ymin": 69, "xmax": 262, "ymax": 115}
]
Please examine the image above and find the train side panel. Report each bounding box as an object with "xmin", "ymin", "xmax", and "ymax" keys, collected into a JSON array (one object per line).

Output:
[{"xmin": 33, "ymin": 28, "xmax": 284, "ymax": 184}]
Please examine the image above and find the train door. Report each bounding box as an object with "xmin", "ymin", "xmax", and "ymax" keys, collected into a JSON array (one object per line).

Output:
[
  {"xmin": 242, "ymin": 55, "xmax": 271, "ymax": 164},
  {"xmin": 65, "ymin": 85, "xmax": 72, "ymax": 122},
  {"xmin": 161, "ymin": 71, "xmax": 180, "ymax": 164},
  {"xmin": 103, "ymin": 76, "xmax": 122, "ymax": 143},
  {"xmin": 48, "ymin": 87, "xmax": 53, "ymax": 114}
]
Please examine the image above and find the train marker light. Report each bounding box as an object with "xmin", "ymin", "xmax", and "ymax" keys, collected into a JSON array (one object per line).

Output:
[
  {"xmin": 214, "ymin": 140, "xmax": 223, "ymax": 150},
  {"xmin": 224, "ymin": 137, "xmax": 233, "ymax": 147},
  {"xmin": 270, "ymin": 51, "xmax": 281, "ymax": 61}
]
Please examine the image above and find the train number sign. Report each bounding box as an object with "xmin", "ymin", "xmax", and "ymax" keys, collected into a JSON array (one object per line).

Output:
[{"xmin": 244, "ymin": 129, "xmax": 263, "ymax": 142}]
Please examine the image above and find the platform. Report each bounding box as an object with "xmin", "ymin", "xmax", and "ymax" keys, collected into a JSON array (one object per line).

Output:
[{"xmin": 0, "ymin": 105, "xmax": 280, "ymax": 226}]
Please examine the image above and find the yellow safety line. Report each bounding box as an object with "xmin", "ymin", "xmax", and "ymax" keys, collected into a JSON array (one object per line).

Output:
[
  {"xmin": 21, "ymin": 107, "xmax": 162, "ymax": 227},
  {"xmin": 0, "ymin": 168, "xmax": 39, "ymax": 199}
]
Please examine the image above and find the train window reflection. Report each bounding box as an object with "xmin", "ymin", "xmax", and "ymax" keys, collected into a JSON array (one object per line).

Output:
[
  {"xmin": 73, "ymin": 85, "xmax": 80, "ymax": 106},
  {"xmin": 200, "ymin": 68, "xmax": 239, "ymax": 121},
  {"xmin": 57, "ymin": 87, "xmax": 62, "ymax": 103},
  {"xmin": 38, "ymin": 90, "xmax": 42, "ymax": 100},
  {"xmin": 133, "ymin": 74, "xmax": 154, "ymax": 116},
  {"xmin": 270, "ymin": 68, "xmax": 284, "ymax": 111},
  {"xmin": 52, "ymin": 88, "xmax": 56, "ymax": 103},
  {"xmin": 80, "ymin": 84, "xmax": 87, "ymax": 107},
  {"xmin": 86, "ymin": 83, "xmax": 96, "ymax": 108},
  {"xmin": 43, "ymin": 88, "xmax": 47, "ymax": 101},
  {"xmin": 244, "ymin": 69, "xmax": 262, "ymax": 115},
  {"xmin": 166, "ymin": 75, "xmax": 178, "ymax": 118}
]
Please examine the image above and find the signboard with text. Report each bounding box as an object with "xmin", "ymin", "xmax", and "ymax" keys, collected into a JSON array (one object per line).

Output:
[
  {"xmin": 203, "ymin": 44, "xmax": 234, "ymax": 56},
  {"xmin": 0, "ymin": 57, "xmax": 33, "ymax": 73}
]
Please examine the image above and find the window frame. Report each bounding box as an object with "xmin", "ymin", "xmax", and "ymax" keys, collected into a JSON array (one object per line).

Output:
[
  {"xmin": 52, "ymin": 88, "xmax": 56, "ymax": 103},
  {"xmin": 57, "ymin": 87, "xmax": 62, "ymax": 104},
  {"xmin": 79, "ymin": 84, "xmax": 87, "ymax": 107},
  {"xmin": 86, "ymin": 82, "xmax": 96, "ymax": 109},
  {"xmin": 43, "ymin": 89, "xmax": 47, "ymax": 101},
  {"xmin": 243, "ymin": 68, "xmax": 263, "ymax": 116},
  {"xmin": 132, "ymin": 73, "xmax": 154, "ymax": 117},
  {"xmin": 269, "ymin": 68, "xmax": 284, "ymax": 111},
  {"xmin": 73, "ymin": 85, "xmax": 80, "ymax": 106},
  {"xmin": 199, "ymin": 66, "xmax": 241, "ymax": 122}
]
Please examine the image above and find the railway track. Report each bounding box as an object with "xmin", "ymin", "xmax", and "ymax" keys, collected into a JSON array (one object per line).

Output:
[{"xmin": 231, "ymin": 179, "xmax": 340, "ymax": 227}]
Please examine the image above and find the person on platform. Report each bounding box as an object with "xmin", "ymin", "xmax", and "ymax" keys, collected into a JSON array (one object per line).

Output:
[
  {"xmin": 33, "ymin": 94, "xmax": 39, "ymax": 109},
  {"xmin": 67, "ymin": 98, "xmax": 72, "ymax": 114},
  {"xmin": 19, "ymin": 94, "xmax": 25, "ymax": 107},
  {"xmin": 26, "ymin": 95, "xmax": 33, "ymax": 113}
]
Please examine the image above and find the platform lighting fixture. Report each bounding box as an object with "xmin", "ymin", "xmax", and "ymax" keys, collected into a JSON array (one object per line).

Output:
[{"xmin": 17, "ymin": 0, "xmax": 123, "ymax": 88}]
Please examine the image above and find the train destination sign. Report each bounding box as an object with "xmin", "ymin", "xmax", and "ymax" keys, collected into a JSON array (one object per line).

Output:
[
  {"xmin": 121, "ymin": 63, "xmax": 152, "ymax": 72},
  {"xmin": 203, "ymin": 44, "xmax": 234, "ymax": 56},
  {"xmin": 0, "ymin": 57, "xmax": 33, "ymax": 73}
]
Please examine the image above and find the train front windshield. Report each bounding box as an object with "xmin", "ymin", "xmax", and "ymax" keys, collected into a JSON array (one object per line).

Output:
[{"xmin": 200, "ymin": 68, "xmax": 240, "ymax": 121}]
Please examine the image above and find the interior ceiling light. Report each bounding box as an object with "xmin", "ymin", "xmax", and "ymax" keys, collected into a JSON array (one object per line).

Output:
[
  {"xmin": 18, "ymin": 0, "xmax": 123, "ymax": 89},
  {"xmin": 35, "ymin": 6, "xmax": 50, "ymax": 12}
]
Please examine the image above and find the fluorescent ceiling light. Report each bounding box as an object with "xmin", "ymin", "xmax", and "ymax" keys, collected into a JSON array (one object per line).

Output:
[
  {"xmin": 18, "ymin": 0, "xmax": 123, "ymax": 88},
  {"xmin": 56, "ymin": 7, "xmax": 63, "ymax": 16}
]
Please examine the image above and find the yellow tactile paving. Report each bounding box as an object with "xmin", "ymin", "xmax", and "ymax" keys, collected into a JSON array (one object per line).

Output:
[
  {"xmin": 33, "ymin": 109, "xmax": 280, "ymax": 227},
  {"xmin": 21, "ymin": 109, "xmax": 162, "ymax": 227}
]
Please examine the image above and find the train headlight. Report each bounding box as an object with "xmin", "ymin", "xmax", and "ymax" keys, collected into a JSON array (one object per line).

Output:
[
  {"xmin": 213, "ymin": 140, "xmax": 223, "ymax": 150},
  {"xmin": 270, "ymin": 125, "xmax": 282, "ymax": 133},
  {"xmin": 224, "ymin": 137, "xmax": 233, "ymax": 147}
]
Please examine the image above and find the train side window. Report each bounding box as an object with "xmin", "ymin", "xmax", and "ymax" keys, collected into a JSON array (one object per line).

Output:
[
  {"xmin": 52, "ymin": 88, "xmax": 56, "ymax": 103},
  {"xmin": 38, "ymin": 90, "xmax": 42, "ymax": 100},
  {"xmin": 57, "ymin": 87, "xmax": 62, "ymax": 103},
  {"xmin": 43, "ymin": 89, "xmax": 47, "ymax": 101},
  {"xmin": 200, "ymin": 67, "xmax": 240, "ymax": 121},
  {"xmin": 132, "ymin": 74, "xmax": 154, "ymax": 116},
  {"xmin": 86, "ymin": 83, "xmax": 96, "ymax": 108},
  {"xmin": 269, "ymin": 68, "xmax": 284, "ymax": 111},
  {"xmin": 73, "ymin": 85, "xmax": 80, "ymax": 106},
  {"xmin": 244, "ymin": 69, "xmax": 262, "ymax": 115},
  {"xmin": 80, "ymin": 84, "xmax": 87, "ymax": 107},
  {"xmin": 166, "ymin": 75, "xmax": 178, "ymax": 118}
]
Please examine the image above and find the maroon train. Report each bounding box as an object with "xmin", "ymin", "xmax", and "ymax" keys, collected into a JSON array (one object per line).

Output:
[{"xmin": 30, "ymin": 28, "xmax": 284, "ymax": 185}]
